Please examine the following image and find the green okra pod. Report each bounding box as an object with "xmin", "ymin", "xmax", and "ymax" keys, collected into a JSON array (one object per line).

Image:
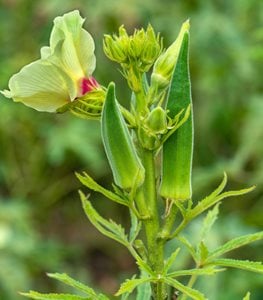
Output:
[
  {"xmin": 102, "ymin": 83, "xmax": 145, "ymax": 189},
  {"xmin": 160, "ymin": 32, "xmax": 193, "ymax": 201}
]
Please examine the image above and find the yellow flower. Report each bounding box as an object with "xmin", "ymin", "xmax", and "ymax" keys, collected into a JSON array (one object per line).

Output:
[{"xmin": 2, "ymin": 10, "xmax": 98, "ymax": 112}]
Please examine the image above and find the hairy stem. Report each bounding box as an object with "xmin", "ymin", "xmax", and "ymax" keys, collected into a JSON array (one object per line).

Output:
[{"xmin": 136, "ymin": 149, "xmax": 166, "ymax": 299}]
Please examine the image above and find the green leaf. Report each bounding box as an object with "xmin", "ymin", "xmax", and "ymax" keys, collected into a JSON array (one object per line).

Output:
[
  {"xmin": 129, "ymin": 211, "xmax": 142, "ymax": 243},
  {"xmin": 136, "ymin": 257, "xmax": 156, "ymax": 276},
  {"xmin": 80, "ymin": 192, "xmax": 128, "ymax": 246},
  {"xmin": 136, "ymin": 278, "xmax": 151, "ymax": 300},
  {"xmin": 189, "ymin": 173, "xmax": 227, "ymax": 219},
  {"xmin": 167, "ymin": 266, "xmax": 224, "ymax": 278},
  {"xmin": 243, "ymin": 292, "xmax": 250, "ymax": 300},
  {"xmin": 200, "ymin": 203, "xmax": 220, "ymax": 241},
  {"xmin": 198, "ymin": 241, "xmax": 209, "ymax": 263},
  {"xmin": 115, "ymin": 277, "xmax": 151, "ymax": 296},
  {"xmin": 101, "ymin": 82, "xmax": 145, "ymax": 189},
  {"xmin": 210, "ymin": 258, "xmax": 263, "ymax": 274},
  {"xmin": 163, "ymin": 248, "xmax": 181, "ymax": 274},
  {"xmin": 215, "ymin": 186, "xmax": 256, "ymax": 204},
  {"xmin": 177, "ymin": 235, "xmax": 198, "ymax": 262},
  {"xmin": 160, "ymin": 32, "xmax": 193, "ymax": 201},
  {"xmin": 190, "ymin": 174, "xmax": 255, "ymax": 219},
  {"xmin": 76, "ymin": 172, "xmax": 128, "ymax": 206},
  {"xmin": 208, "ymin": 231, "xmax": 263, "ymax": 260},
  {"xmin": 164, "ymin": 277, "xmax": 207, "ymax": 300},
  {"xmin": 121, "ymin": 293, "xmax": 129, "ymax": 300},
  {"xmin": 46, "ymin": 273, "xmax": 97, "ymax": 297},
  {"xmin": 20, "ymin": 291, "xmax": 89, "ymax": 300}
]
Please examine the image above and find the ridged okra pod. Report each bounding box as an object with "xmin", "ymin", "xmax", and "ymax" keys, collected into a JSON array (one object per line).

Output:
[
  {"xmin": 160, "ymin": 32, "xmax": 193, "ymax": 201},
  {"xmin": 102, "ymin": 83, "xmax": 145, "ymax": 189}
]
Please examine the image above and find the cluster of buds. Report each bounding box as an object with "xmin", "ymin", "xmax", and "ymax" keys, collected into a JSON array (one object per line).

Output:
[{"xmin": 103, "ymin": 24, "xmax": 162, "ymax": 91}]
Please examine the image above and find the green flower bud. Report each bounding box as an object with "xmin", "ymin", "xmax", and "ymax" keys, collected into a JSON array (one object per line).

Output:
[
  {"xmin": 151, "ymin": 20, "xmax": 190, "ymax": 90},
  {"xmin": 138, "ymin": 107, "xmax": 168, "ymax": 150},
  {"xmin": 145, "ymin": 107, "xmax": 167, "ymax": 134},
  {"xmin": 1, "ymin": 10, "xmax": 97, "ymax": 113},
  {"xmin": 103, "ymin": 31, "xmax": 128, "ymax": 63},
  {"xmin": 138, "ymin": 127, "xmax": 157, "ymax": 150}
]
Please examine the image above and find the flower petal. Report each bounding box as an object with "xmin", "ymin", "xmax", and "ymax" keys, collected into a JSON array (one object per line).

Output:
[
  {"xmin": 49, "ymin": 10, "xmax": 96, "ymax": 78},
  {"xmin": 40, "ymin": 46, "xmax": 51, "ymax": 59},
  {"xmin": 4, "ymin": 59, "xmax": 70, "ymax": 112},
  {"xmin": 78, "ymin": 29, "xmax": 96, "ymax": 76}
]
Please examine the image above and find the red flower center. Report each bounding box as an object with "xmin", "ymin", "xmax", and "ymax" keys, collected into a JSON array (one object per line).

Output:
[{"xmin": 80, "ymin": 77, "xmax": 99, "ymax": 95}]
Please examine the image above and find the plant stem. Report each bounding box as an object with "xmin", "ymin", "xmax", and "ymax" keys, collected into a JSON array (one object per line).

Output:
[
  {"xmin": 159, "ymin": 203, "xmax": 178, "ymax": 240},
  {"xmin": 136, "ymin": 149, "xmax": 166, "ymax": 299}
]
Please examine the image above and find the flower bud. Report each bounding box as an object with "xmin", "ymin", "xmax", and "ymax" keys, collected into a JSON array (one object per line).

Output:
[
  {"xmin": 103, "ymin": 32, "xmax": 128, "ymax": 63},
  {"xmin": 151, "ymin": 20, "xmax": 190, "ymax": 90},
  {"xmin": 138, "ymin": 107, "xmax": 168, "ymax": 150},
  {"xmin": 145, "ymin": 106, "xmax": 167, "ymax": 134}
]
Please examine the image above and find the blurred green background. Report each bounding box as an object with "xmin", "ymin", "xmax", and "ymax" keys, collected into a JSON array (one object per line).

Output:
[{"xmin": 0, "ymin": 0, "xmax": 262, "ymax": 299}]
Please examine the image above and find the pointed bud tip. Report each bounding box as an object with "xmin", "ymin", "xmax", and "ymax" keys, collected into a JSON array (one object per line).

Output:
[{"xmin": 182, "ymin": 19, "xmax": 190, "ymax": 32}]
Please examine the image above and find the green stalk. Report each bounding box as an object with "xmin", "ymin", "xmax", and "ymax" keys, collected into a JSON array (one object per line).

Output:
[
  {"xmin": 136, "ymin": 148, "xmax": 166, "ymax": 300},
  {"xmin": 159, "ymin": 203, "xmax": 178, "ymax": 240}
]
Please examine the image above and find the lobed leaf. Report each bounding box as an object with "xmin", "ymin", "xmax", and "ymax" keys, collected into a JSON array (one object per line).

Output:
[
  {"xmin": 177, "ymin": 235, "xmax": 198, "ymax": 262},
  {"xmin": 200, "ymin": 203, "xmax": 220, "ymax": 241},
  {"xmin": 208, "ymin": 231, "xmax": 263, "ymax": 260},
  {"xmin": 198, "ymin": 241, "xmax": 209, "ymax": 263},
  {"xmin": 115, "ymin": 277, "xmax": 151, "ymax": 296},
  {"xmin": 164, "ymin": 277, "xmax": 207, "ymax": 300},
  {"xmin": 121, "ymin": 293, "xmax": 129, "ymax": 300},
  {"xmin": 20, "ymin": 291, "xmax": 90, "ymax": 300},
  {"xmin": 167, "ymin": 266, "xmax": 224, "ymax": 278},
  {"xmin": 136, "ymin": 280, "xmax": 151, "ymax": 300},
  {"xmin": 189, "ymin": 175, "xmax": 255, "ymax": 219},
  {"xmin": 129, "ymin": 211, "xmax": 142, "ymax": 243},
  {"xmin": 76, "ymin": 172, "xmax": 128, "ymax": 206},
  {"xmin": 46, "ymin": 273, "xmax": 97, "ymax": 297},
  {"xmin": 210, "ymin": 258, "xmax": 263, "ymax": 274},
  {"xmin": 80, "ymin": 191, "xmax": 128, "ymax": 246},
  {"xmin": 215, "ymin": 186, "xmax": 256, "ymax": 203},
  {"xmin": 188, "ymin": 173, "xmax": 227, "ymax": 219},
  {"xmin": 136, "ymin": 258, "xmax": 156, "ymax": 276},
  {"xmin": 163, "ymin": 248, "xmax": 181, "ymax": 274}
]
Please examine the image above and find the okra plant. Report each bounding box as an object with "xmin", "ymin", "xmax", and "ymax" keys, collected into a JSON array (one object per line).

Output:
[{"xmin": 2, "ymin": 10, "xmax": 263, "ymax": 300}]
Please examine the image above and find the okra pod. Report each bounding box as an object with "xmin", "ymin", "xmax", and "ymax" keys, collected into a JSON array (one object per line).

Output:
[
  {"xmin": 102, "ymin": 83, "xmax": 145, "ymax": 189},
  {"xmin": 160, "ymin": 32, "xmax": 193, "ymax": 201}
]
